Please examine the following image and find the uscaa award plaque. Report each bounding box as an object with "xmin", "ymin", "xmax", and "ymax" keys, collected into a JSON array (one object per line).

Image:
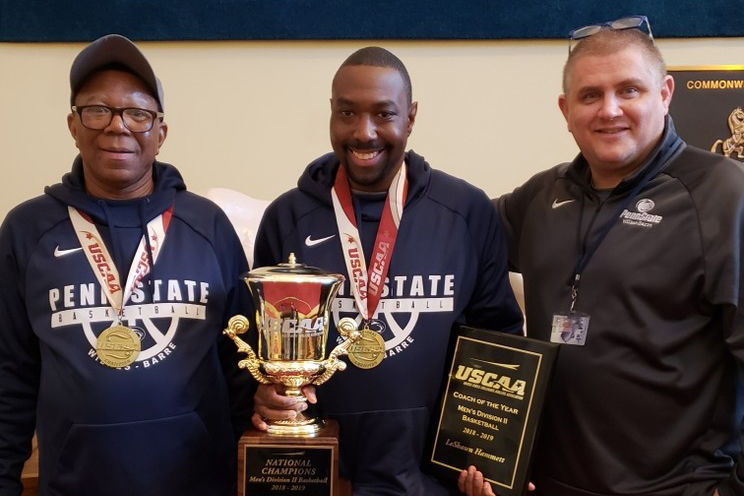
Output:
[{"xmin": 429, "ymin": 325, "xmax": 558, "ymax": 496}]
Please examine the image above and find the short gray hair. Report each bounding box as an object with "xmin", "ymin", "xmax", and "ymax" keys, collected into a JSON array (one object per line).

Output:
[{"xmin": 563, "ymin": 29, "xmax": 666, "ymax": 94}]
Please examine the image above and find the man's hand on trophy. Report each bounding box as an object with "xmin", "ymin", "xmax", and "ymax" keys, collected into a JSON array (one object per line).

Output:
[
  {"xmin": 458, "ymin": 466, "xmax": 535, "ymax": 496},
  {"xmin": 251, "ymin": 384, "xmax": 318, "ymax": 430}
]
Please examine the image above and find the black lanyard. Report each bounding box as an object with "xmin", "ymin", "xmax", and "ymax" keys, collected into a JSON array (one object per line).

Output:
[{"xmin": 569, "ymin": 138, "xmax": 684, "ymax": 311}]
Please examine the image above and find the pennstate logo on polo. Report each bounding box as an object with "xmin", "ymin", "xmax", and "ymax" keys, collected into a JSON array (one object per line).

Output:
[
  {"xmin": 332, "ymin": 273, "xmax": 454, "ymax": 360},
  {"xmin": 48, "ymin": 279, "xmax": 209, "ymax": 369},
  {"xmin": 620, "ymin": 198, "xmax": 663, "ymax": 228}
]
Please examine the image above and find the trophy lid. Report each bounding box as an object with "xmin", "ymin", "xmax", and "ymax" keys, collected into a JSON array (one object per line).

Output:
[{"xmin": 246, "ymin": 253, "xmax": 345, "ymax": 285}]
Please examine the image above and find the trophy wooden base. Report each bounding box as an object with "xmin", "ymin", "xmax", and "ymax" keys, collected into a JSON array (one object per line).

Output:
[
  {"xmin": 21, "ymin": 434, "xmax": 38, "ymax": 496},
  {"xmin": 238, "ymin": 420, "xmax": 352, "ymax": 496}
]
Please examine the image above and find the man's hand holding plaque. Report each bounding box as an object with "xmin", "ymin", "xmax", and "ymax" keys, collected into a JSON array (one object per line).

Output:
[
  {"xmin": 429, "ymin": 326, "xmax": 557, "ymax": 496},
  {"xmin": 458, "ymin": 466, "xmax": 536, "ymax": 496}
]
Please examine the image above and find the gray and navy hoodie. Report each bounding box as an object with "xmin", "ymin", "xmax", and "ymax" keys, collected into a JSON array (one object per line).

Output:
[
  {"xmin": 0, "ymin": 158, "xmax": 252, "ymax": 496},
  {"xmin": 254, "ymin": 150, "xmax": 523, "ymax": 496}
]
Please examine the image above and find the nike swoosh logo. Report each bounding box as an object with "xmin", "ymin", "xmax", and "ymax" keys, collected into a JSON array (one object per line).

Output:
[
  {"xmin": 305, "ymin": 235, "xmax": 336, "ymax": 247},
  {"xmin": 552, "ymin": 199, "xmax": 575, "ymax": 209},
  {"xmin": 54, "ymin": 245, "xmax": 83, "ymax": 257}
]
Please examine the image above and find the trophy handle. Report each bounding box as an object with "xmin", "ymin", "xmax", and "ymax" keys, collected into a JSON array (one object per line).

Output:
[
  {"xmin": 313, "ymin": 317, "xmax": 361, "ymax": 386},
  {"xmin": 223, "ymin": 315, "xmax": 273, "ymax": 385}
]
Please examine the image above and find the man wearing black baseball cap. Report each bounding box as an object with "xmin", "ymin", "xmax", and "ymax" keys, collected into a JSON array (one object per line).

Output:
[
  {"xmin": 70, "ymin": 33, "xmax": 164, "ymax": 110},
  {"xmin": 0, "ymin": 34, "xmax": 252, "ymax": 495}
]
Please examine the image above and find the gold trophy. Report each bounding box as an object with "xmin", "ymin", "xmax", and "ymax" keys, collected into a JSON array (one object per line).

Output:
[{"xmin": 224, "ymin": 253, "xmax": 360, "ymax": 437}]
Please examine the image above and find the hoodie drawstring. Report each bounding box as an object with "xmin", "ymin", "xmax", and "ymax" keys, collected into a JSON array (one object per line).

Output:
[{"xmin": 98, "ymin": 200, "xmax": 124, "ymax": 275}]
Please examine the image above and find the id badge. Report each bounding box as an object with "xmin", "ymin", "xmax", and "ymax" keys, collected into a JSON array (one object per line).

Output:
[{"xmin": 550, "ymin": 311, "xmax": 590, "ymax": 346}]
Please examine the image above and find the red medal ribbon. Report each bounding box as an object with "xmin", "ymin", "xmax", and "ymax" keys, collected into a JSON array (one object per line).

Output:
[
  {"xmin": 68, "ymin": 205, "xmax": 174, "ymax": 321},
  {"xmin": 331, "ymin": 163, "xmax": 407, "ymax": 321}
]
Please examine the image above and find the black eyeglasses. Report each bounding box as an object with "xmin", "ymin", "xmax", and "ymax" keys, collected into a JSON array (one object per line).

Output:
[
  {"xmin": 71, "ymin": 105, "xmax": 164, "ymax": 133},
  {"xmin": 568, "ymin": 15, "xmax": 653, "ymax": 53}
]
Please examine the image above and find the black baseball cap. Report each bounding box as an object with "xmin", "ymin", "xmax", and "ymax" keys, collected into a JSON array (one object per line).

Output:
[{"xmin": 69, "ymin": 34, "xmax": 164, "ymax": 111}]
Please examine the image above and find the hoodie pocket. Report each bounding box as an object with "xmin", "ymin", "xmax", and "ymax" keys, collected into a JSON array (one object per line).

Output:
[{"xmin": 48, "ymin": 411, "xmax": 230, "ymax": 496}]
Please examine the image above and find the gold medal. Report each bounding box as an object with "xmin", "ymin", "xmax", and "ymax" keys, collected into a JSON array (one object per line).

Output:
[
  {"xmin": 96, "ymin": 324, "xmax": 141, "ymax": 368},
  {"xmin": 348, "ymin": 328, "xmax": 385, "ymax": 369}
]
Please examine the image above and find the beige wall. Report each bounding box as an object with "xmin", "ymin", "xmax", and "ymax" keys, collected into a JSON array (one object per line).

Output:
[{"xmin": 1, "ymin": 38, "xmax": 743, "ymax": 218}]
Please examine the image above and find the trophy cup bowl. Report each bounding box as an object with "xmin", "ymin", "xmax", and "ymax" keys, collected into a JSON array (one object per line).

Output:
[{"xmin": 224, "ymin": 253, "xmax": 360, "ymax": 437}]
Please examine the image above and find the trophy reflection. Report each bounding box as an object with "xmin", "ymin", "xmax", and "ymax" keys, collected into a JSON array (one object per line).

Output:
[{"xmin": 224, "ymin": 253, "xmax": 360, "ymax": 437}]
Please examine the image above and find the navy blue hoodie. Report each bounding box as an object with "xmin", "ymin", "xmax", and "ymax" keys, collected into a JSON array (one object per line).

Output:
[
  {"xmin": 0, "ymin": 158, "xmax": 252, "ymax": 496},
  {"xmin": 254, "ymin": 151, "xmax": 523, "ymax": 495}
]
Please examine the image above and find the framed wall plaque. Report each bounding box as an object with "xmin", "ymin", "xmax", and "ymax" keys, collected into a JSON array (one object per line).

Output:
[
  {"xmin": 669, "ymin": 65, "xmax": 744, "ymax": 163},
  {"xmin": 429, "ymin": 326, "xmax": 558, "ymax": 496}
]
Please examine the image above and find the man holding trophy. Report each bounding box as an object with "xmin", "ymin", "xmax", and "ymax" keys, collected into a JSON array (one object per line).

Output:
[{"xmin": 251, "ymin": 47, "xmax": 524, "ymax": 495}]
